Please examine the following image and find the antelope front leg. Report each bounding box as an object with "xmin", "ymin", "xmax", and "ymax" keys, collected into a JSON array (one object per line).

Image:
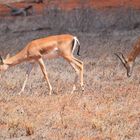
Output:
[
  {"xmin": 18, "ymin": 63, "xmax": 34, "ymax": 95},
  {"xmin": 38, "ymin": 58, "xmax": 52, "ymax": 95}
]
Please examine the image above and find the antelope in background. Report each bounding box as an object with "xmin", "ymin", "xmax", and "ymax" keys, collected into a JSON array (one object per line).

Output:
[
  {"xmin": 115, "ymin": 38, "xmax": 140, "ymax": 77},
  {"xmin": 4, "ymin": 4, "xmax": 33, "ymax": 16},
  {"xmin": 0, "ymin": 34, "xmax": 84, "ymax": 95}
]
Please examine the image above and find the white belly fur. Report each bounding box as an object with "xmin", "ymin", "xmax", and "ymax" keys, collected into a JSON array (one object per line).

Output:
[{"xmin": 43, "ymin": 48, "xmax": 60, "ymax": 59}]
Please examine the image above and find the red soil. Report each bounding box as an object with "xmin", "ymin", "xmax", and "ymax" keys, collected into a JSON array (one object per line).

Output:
[
  {"xmin": 0, "ymin": 0, "xmax": 140, "ymax": 16},
  {"xmin": 48, "ymin": 0, "xmax": 140, "ymax": 10},
  {"xmin": 0, "ymin": 3, "xmax": 44, "ymax": 16}
]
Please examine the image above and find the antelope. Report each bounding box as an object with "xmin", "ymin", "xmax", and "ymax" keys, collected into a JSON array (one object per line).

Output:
[
  {"xmin": 4, "ymin": 4, "xmax": 33, "ymax": 16},
  {"xmin": 115, "ymin": 38, "xmax": 140, "ymax": 77},
  {"xmin": 0, "ymin": 34, "xmax": 84, "ymax": 95}
]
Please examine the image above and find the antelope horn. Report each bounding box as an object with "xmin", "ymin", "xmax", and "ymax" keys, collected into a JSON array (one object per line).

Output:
[{"xmin": 114, "ymin": 52, "xmax": 127, "ymax": 66}]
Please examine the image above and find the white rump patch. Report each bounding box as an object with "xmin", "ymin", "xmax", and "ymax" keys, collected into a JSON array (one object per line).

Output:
[{"xmin": 72, "ymin": 36, "xmax": 80, "ymax": 54}]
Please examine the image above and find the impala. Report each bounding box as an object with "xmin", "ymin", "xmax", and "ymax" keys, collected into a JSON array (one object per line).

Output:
[
  {"xmin": 115, "ymin": 38, "xmax": 140, "ymax": 77},
  {"xmin": 0, "ymin": 34, "xmax": 84, "ymax": 95},
  {"xmin": 4, "ymin": 4, "xmax": 33, "ymax": 16}
]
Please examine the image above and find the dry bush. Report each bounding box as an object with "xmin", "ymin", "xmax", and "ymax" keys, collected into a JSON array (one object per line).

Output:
[
  {"xmin": 0, "ymin": 7, "xmax": 140, "ymax": 140},
  {"xmin": 8, "ymin": 119, "xmax": 34, "ymax": 138}
]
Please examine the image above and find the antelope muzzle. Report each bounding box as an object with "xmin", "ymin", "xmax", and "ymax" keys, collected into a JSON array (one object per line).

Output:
[{"xmin": 0, "ymin": 56, "xmax": 3, "ymax": 65}]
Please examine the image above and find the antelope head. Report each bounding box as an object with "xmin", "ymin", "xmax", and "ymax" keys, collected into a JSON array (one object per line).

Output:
[
  {"xmin": 0, "ymin": 55, "xmax": 9, "ymax": 71},
  {"xmin": 0, "ymin": 56, "xmax": 3, "ymax": 65},
  {"xmin": 115, "ymin": 52, "xmax": 134, "ymax": 77}
]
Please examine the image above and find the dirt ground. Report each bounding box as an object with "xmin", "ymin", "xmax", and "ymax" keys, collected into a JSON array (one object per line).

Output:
[
  {"xmin": 0, "ymin": 2, "xmax": 140, "ymax": 140},
  {"xmin": 0, "ymin": 28, "xmax": 140, "ymax": 139}
]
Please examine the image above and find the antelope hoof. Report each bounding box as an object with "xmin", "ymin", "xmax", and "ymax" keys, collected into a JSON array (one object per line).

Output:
[
  {"xmin": 49, "ymin": 90, "xmax": 52, "ymax": 95},
  {"xmin": 18, "ymin": 90, "xmax": 23, "ymax": 95},
  {"xmin": 48, "ymin": 86, "xmax": 53, "ymax": 95},
  {"xmin": 127, "ymin": 72, "xmax": 131, "ymax": 77},
  {"xmin": 81, "ymin": 85, "xmax": 84, "ymax": 92},
  {"xmin": 71, "ymin": 85, "xmax": 76, "ymax": 94},
  {"xmin": 126, "ymin": 62, "xmax": 134, "ymax": 78}
]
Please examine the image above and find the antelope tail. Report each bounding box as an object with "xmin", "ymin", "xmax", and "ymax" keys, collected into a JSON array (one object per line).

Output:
[{"xmin": 72, "ymin": 36, "xmax": 81, "ymax": 56}]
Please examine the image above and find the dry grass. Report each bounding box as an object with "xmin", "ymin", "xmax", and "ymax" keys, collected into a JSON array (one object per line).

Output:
[{"xmin": 0, "ymin": 30, "xmax": 140, "ymax": 139}]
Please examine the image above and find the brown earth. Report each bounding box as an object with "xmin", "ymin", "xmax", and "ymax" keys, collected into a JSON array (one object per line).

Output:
[
  {"xmin": 0, "ymin": 0, "xmax": 140, "ymax": 16},
  {"xmin": 0, "ymin": 29, "xmax": 140, "ymax": 140},
  {"xmin": 0, "ymin": 1, "xmax": 140, "ymax": 140}
]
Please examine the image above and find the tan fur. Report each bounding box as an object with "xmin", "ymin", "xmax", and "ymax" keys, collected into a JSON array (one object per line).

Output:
[
  {"xmin": 127, "ymin": 39, "xmax": 140, "ymax": 62},
  {"xmin": 0, "ymin": 34, "xmax": 84, "ymax": 95},
  {"xmin": 115, "ymin": 38, "xmax": 140, "ymax": 77}
]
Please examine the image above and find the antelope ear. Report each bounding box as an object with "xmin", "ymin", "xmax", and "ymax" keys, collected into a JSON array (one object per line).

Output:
[
  {"xmin": 0, "ymin": 56, "xmax": 4, "ymax": 65},
  {"xmin": 6, "ymin": 53, "xmax": 10, "ymax": 59}
]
